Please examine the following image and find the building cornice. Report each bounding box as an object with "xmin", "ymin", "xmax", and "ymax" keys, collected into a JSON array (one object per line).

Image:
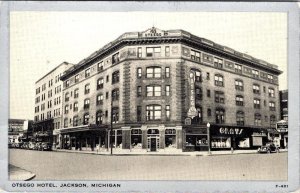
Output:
[{"xmin": 61, "ymin": 28, "xmax": 282, "ymax": 80}]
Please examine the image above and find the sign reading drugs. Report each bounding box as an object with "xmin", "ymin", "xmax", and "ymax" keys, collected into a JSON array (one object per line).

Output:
[
  {"xmin": 219, "ymin": 127, "xmax": 244, "ymax": 135},
  {"xmin": 187, "ymin": 71, "xmax": 198, "ymax": 119}
]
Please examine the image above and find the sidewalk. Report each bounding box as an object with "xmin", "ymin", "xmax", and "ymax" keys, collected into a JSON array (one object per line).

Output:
[
  {"xmin": 9, "ymin": 164, "xmax": 35, "ymax": 181},
  {"xmin": 54, "ymin": 148, "xmax": 288, "ymax": 156}
]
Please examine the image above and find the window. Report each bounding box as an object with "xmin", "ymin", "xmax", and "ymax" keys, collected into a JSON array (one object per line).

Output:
[
  {"xmin": 73, "ymin": 116, "xmax": 79, "ymax": 126},
  {"xmin": 236, "ymin": 111, "xmax": 245, "ymax": 126},
  {"xmin": 65, "ymin": 80, "xmax": 70, "ymax": 88},
  {"xmin": 263, "ymin": 86, "xmax": 266, "ymax": 93},
  {"xmin": 138, "ymin": 47, "xmax": 142, "ymax": 58},
  {"xmin": 137, "ymin": 68, "xmax": 142, "ymax": 78},
  {"xmin": 112, "ymin": 71, "xmax": 120, "ymax": 84},
  {"xmin": 64, "ymin": 118, "xmax": 68, "ymax": 128},
  {"xmin": 214, "ymin": 74, "xmax": 224, "ymax": 86},
  {"xmin": 64, "ymin": 105, "xmax": 69, "ymax": 114},
  {"xmin": 85, "ymin": 68, "xmax": 91, "ymax": 78},
  {"xmin": 166, "ymin": 105, "xmax": 170, "ymax": 120},
  {"xmin": 97, "ymin": 61, "xmax": 104, "ymax": 71},
  {"xmin": 84, "ymin": 99, "xmax": 90, "ymax": 109},
  {"xmin": 73, "ymin": 102, "xmax": 78, "ymax": 112},
  {"xmin": 112, "ymin": 53, "xmax": 120, "ymax": 64},
  {"xmin": 83, "ymin": 113, "xmax": 89, "ymax": 125},
  {"xmin": 253, "ymin": 84, "xmax": 260, "ymax": 94},
  {"xmin": 207, "ymin": 89, "xmax": 211, "ymax": 97},
  {"xmin": 146, "ymin": 67, "xmax": 161, "ymax": 78},
  {"xmin": 165, "ymin": 67, "xmax": 170, "ymax": 78},
  {"xmin": 267, "ymin": 74, "xmax": 274, "ymax": 82},
  {"xmin": 96, "ymin": 94, "xmax": 103, "ymax": 105},
  {"xmin": 194, "ymin": 70, "xmax": 201, "ymax": 82},
  {"xmin": 195, "ymin": 87, "xmax": 202, "ymax": 100},
  {"xmin": 112, "ymin": 89, "xmax": 120, "ymax": 101},
  {"xmin": 105, "ymin": 110, "xmax": 108, "ymax": 117},
  {"xmin": 146, "ymin": 85, "xmax": 161, "ymax": 97},
  {"xmin": 234, "ymin": 64, "xmax": 242, "ymax": 73},
  {"xmin": 216, "ymin": 108, "xmax": 225, "ymax": 124},
  {"xmin": 165, "ymin": 85, "xmax": 170, "ymax": 96},
  {"xmin": 254, "ymin": 99, "xmax": 260, "ymax": 109},
  {"xmin": 214, "ymin": 58, "xmax": 223, "ymax": 68},
  {"xmin": 191, "ymin": 50, "xmax": 201, "ymax": 62},
  {"xmin": 270, "ymin": 115, "xmax": 276, "ymax": 128},
  {"xmin": 137, "ymin": 86, "xmax": 142, "ymax": 97},
  {"xmin": 207, "ymin": 108, "xmax": 212, "ymax": 116},
  {"xmin": 75, "ymin": 74, "xmax": 79, "ymax": 83},
  {"xmin": 252, "ymin": 70, "xmax": 259, "ymax": 78},
  {"xmin": 203, "ymin": 53, "xmax": 213, "ymax": 63},
  {"xmin": 215, "ymin": 91, "xmax": 225, "ymax": 103},
  {"xmin": 268, "ymin": 88, "xmax": 275, "ymax": 97},
  {"xmin": 192, "ymin": 107, "xmax": 202, "ymax": 124},
  {"xmin": 165, "ymin": 46, "xmax": 170, "ymax": 57},
  {"xmin": 85, "ymin": 84, "xmax": 90, "ymax": 94},
  {"xmin": 206, "ymin": 72, "xmax": 210, "ymax": 80},
  {"xmin": 106, "ymin": 75, "xmax": 109, "ymax": 82},
  {"xmin": 235, "ymin": 80, "xmax": 244, "ymax": 91},
  {"xmin": 65, "ymin": 92, "xmax": 69, "ymax": 102},
  {"xmin": 236, "ymin": 95, "xmax": 244, "ymax": 106},
  {"xmin": 106, "ymin": 92, "xmax": 109, "ymax": 99},
  {"xmin": 96, "ymin": 111, "xmax": 103, "ymax": 125},
  {"xmin": 264, "ymin": 100, "xmax": 266, "ymax": 106},
  {"xmin": 137, "ymin": 106, "xmax": 142, "ymax": 122},
  {"xmin": 112, "ymin": 107, "xmax": 119, "ymax": 123},
  {"xmin": 146, "ymin": 47, "xmax": 161, "ymax": 57},
  {"xmin": 74, "ymin": 88, "xmax": 79, "ymax": 98},
  {"xmin": 146, "ymin": 105, "xmax": 161, "ymax": 120},
  {"xmin": 97, "ymin": 78, "xmax": 104, "ymax": 90},
  {"xmin": 254, "ymin": 113, "xmax": 261, "ymax": 126},
  {"xmin": 269, "ymin": 101, "xmax": 275, "ymax": 111}
]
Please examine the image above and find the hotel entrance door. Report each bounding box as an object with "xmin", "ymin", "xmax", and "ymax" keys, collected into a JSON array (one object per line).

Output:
[{"xmin": 147, "ymin": 136, "xmax": 159, "ymax": 152}]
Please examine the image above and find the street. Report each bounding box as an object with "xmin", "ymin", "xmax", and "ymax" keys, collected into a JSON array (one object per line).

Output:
[{"xmin": 9, "ymin": 149, "xmax": 287, "ymax": 180}]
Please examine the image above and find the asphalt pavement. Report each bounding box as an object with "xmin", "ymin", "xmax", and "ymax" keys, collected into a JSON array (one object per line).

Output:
[{"xmin": 9, "ymin": 149, "xmax": 287, "ymax": 181}]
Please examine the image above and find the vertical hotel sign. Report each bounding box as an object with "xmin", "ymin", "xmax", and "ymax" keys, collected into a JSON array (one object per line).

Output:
[{"xmin": 187, "ymin": 71, "xmax": 198, "ymax": 119}]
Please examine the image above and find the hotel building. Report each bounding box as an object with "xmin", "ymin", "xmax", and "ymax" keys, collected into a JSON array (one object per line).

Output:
[
  {"xmin": 57, "ymin": 27, "xmax": 282, "ymax": 152},
  {"xmin": 33, "ymin": 62, "xmax": 74, "ymax": 144}
]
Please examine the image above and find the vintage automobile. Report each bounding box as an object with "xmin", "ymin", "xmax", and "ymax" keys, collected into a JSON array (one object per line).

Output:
[
  {"xmin": 40, "ymin": 142, "xmax": 52, "ymax": 151},
  {"xmin": 257, "ymin": 143, "xmax": 280, "ymax": 153}
]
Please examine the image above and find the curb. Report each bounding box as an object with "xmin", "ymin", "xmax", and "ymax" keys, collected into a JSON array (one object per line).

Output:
[{"xmin": 9, "ymin": 165, "xmax": 36, "ymax": 181}]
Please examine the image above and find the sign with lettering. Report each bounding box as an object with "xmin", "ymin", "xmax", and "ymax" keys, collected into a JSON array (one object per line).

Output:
[
  {"xmin": 219, "ymin": 127, "xmax": 244, "ymax": 135},
  {"xmin": 187, "ymin": 71, "xmax": 197, "ymax": 119},
  {"xmin": 276, "ymin": 121, "xmax": 288, "ymax": 133},
  {"xmin": 141, "ymin": 27, "xmax": 169, "ymax": 38}
]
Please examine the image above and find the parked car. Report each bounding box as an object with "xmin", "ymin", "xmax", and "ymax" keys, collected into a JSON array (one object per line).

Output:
[
  {"xmin": 258, "ymin": 143, "xmax": 280, "ymax": 153},
  {"xmin": 28, "ymin": 142, "xmax": 36, "ymax": 150},
  {"xmin": 40, "ymin": 142, "xmax": 52, "ymax": 151}
]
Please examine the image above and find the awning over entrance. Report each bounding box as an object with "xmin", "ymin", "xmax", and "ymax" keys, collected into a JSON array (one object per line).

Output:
[{"xmin": 58, "ymin": 124, "xmax": 108, "ymax": 134}]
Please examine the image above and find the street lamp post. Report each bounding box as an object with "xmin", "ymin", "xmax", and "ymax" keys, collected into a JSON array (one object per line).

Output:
[
  {"xmin": 110, "ymin": 98, "xmax": 113, "ymax": 155},
  {"xmin": 207, "ymin": 122, "xmax": 211, "ymax": 155}
]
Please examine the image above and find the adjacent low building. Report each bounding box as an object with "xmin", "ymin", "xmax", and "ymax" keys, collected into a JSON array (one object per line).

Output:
[
  {"xmin": 8, "ymin": 119, "xmax": 33, "ymax": 144},
  {"xmin": 53, "ymin": 27, "xmax": 282, "ymax": 152}
]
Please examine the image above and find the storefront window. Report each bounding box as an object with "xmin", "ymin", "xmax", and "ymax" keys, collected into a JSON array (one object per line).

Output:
[
  {"xmin": 131, "ymin": 129, "xmax": 142, "ymax": 149},
  {"xmin": 111, "ymin": 130, "xmax": 122, "ymax": 148},
  {"xmin": 165, "ymin": 129, "xmax": 176, "ymax": 148},
  {"xmin": 211, "ymin": 137, "xmax": 231, "ymax": 148}
]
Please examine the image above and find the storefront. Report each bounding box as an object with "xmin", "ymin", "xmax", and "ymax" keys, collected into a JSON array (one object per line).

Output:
[
  {"xmin": 210, "ymin": 125, "xmax": 267, "ymax": 150},
  {"xmin": 182, "ymin": 126, "xmax": 208, "ymax": 152}
]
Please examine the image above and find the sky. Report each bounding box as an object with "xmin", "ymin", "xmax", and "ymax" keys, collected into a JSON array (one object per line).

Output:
[{"xmin": 10, "ymin": 11, "xmax": 287, "ymax": 120}]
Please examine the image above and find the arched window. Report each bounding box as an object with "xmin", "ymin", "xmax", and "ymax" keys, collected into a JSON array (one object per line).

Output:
[
  {"xmin": 235, "ymin": 79, "xmax": 243, "ymax": 91},
  {"xmin": 236, "ymin": 111, "xmax": 244, "ymax": 126},
  {"xmin": 191, "ymin": 69, "xmax": 201, "ymax": 82},
  {"xmin": 96, "ymin": 94, "xmax": 104, "ymax": 105},
  {"xmin": 96, "ymin": 111, "xmax": 103, "ymax": 125},
  {"xmin": 84, "ymin": 98, "xmax": 90, "ymax": 109},
  {"xmin": 215, "ymin": 108, "xmax": 225, "ymax": 124},
  {"xmin": 253, "ymin": 84, "xmax": 260, "ymax": 94},
  {"xmin": 73, "ymin": 116, "xmax": 79, "ymax": 126},
  {"xmin": 214, "ymin": 74, "xmax": 224, "ymax": 87},
  {"xmin": 254, "ymin": 113, "xmax": 261, "ymax": 126},
  {"xmin": 83, "ymin": 113, "xmax": 89, "ymax": 125}
]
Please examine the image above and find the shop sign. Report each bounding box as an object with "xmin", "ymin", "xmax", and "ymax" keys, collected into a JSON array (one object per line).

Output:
[
  {"xmin": 142, "ymin": 27, "xmax": 169, "ymax": 37},
  {"xmin": 276, "ymin": 121, "xmax": 288, "ymax": 133},
  {"xmin": 187, "ymin": 71, "xmax": 197, "ymax": 119},
  {"xmin": 219, "ymin": 127, "xmax": 243, "ymax": 135}
]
